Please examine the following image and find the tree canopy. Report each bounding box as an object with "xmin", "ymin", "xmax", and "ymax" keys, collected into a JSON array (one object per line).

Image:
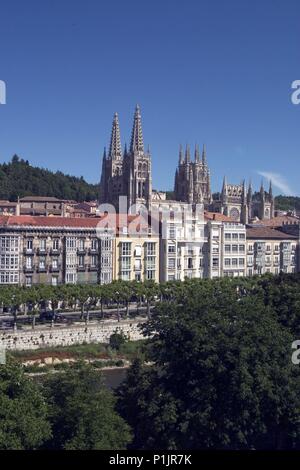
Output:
[
  {"xmin": 0, "ymin": 361, "xmax": 51, "ymax": 449},
  {"xmin": 43, "ymin": 363, "xmax": 132, "ymax": 450},
  {"xmin": 0, "ymin": 155, "xmax": 98, "ymax": 201},
  {"xmin": 117, "ymin": 276, "xmax": 300, "ymax": 450}
]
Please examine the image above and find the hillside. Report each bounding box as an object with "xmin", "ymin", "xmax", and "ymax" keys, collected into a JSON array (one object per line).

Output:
[{"xmin": 0, "ymin": 155, "xmax": 99, "ymax": 202}]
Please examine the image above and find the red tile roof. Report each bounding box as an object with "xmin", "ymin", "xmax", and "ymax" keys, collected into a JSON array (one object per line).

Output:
[
  {"xmin": 246, "ymin": 226, "xmax": 298, "ymax": 240},
  {"xmin": 204, "ymin": 211, "xmax": 235, "ymax": 222},
  {"xmin": 0, "ymin": 214, "xmax": 143, "ymax": 233},
  {"xmin": 20, "ymin": 196, "xmax": 63, "ymax": 202},
  {"xmin": 251, "ymin": 215, "xmax": 300, "ymax": 227}
]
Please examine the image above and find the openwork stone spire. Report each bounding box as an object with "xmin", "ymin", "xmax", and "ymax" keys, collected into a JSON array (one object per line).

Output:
[
  {"xmin": 109, "ymin": 112, "xmax": 122, "ymax": 160},
  {"xmin": 195, "ymin": 144, "xmax": 200, "ymax": 162},
  {"xmin": 202, "ymin": 144, "xmax": 207, "ymax": 164},
  {"xmin": 130, "ymin": 104, "xmax": 144, "ymax": 153}
]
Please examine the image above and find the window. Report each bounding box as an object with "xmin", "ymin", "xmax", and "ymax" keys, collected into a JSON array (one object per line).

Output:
[
  {"xmin": 224, "ymin": 258, "xmax": 231, "ymax": 266},
  {"xmin": 146, "ymin": 242, "xmax": 156, "ymax": 256},
  {"xmin": 134, "ymin": 259, "xmax": 142, "ymax": 270},
  {"xmin": 121, "ymin": 242, "xmax": 131, "ymax": 256},
  {"xmin": 168, "ymin": 244, "xmax": 175, "ymax": 254},
  {"xmin": 239, "ymin": 258, "xmax": 245, "ymax": 266},
  {"xmin": 232, "ymin": 258, "xmax": 238, "ymax": 266},
  {"xmin": 212, "ymin": 257, "xmax": 219, "ymax": 268},
  {"xmin": 27, "ymin": 239, "xmax": 33, "ymax": 251},
  {"xmin": 248, "ymin": 244, "xmax": 253, "ymax": 252},
  {"xmin": 121, "ymin": 271, "xmax": 131, "ymax": 281},
  {"xmin": 169, "ymin": 224, "xmax": 176, "ymax": 238},
  {"xmin": 39, "ymin": 239, "xmax": 46, "ymax": 251},
  {"xmin": 26, "ymin": 276, "xmax": 32, "ymax": 287},
  {"xmin": 239, "ymin": 233, "xmax": 245, "ymax": 240},
  {"xmin": 91, "ymin": 239, "xmax": 98, "ymax": 250},
  {"xmin": 225, "ymin": 245, "xmax": 231, "ymax": 253},
  {"xmin": 91, "ymin": 255, "xmax": 97, "ymax": 267},
  {"xmin": 39, "ymin": 257, "xmax": 46, "ymax": 269},
  {"xmin": 78, "ymin": 239, "xmax": 85, "ymax": 251},
  {"xmin": 225, "ymin": 233, "xmax": 231, "ymax": 240},
  {"xmin": 188, "ymin": 258, "xmax": 193, "ymax": 269},
  {"xmin": 135, "ymin": 245, "xmax": 142, "ymax": 257},
  {"xmin": 232, "ymin": 233, "xmax": 238, "ymax": 240},
  {"xmin": 52, "ymin": 276, "xmax": 58, "ymax": 286},
  {"xmin": 232, "ymin": 245, "xmax": 238, "ymax": 252},
  {"xmin": 52, "ymin": 258, "xmax": 58, "ymax": 269},
  {"xmin": 239, "ymin": 245, "xmax": 245, "ymax": 252},
  {"xmin": 146, "ymin": 269, "xmax": 155, "ymax": 280},
  {"xmin": 168, "ymin": 258, "xmax": 176, "ymax": 269},
  {"xmin": 52, "ymin": 239, "xmax": 59, "ymax": 250},
  {"xmin": 78, "ymin": 255, "xmax": 84, "ymax": 267},
  {"xmin": 26, "ymin": 257, "xmax": 32, "ymax": 268}
]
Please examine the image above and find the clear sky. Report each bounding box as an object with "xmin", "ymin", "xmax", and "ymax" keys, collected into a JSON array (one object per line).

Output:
[{"xmin": 0, "ymin": 0, "xmax": 299, "ymax": 195}]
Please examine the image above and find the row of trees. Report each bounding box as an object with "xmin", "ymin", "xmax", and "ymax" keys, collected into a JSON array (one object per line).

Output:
[
  {"xmin": 0, "ymin": 280, "xmax": 163, "ymax": 327},
  {"xmin": 3, "ymin": 273, "xmax": 300, "ymax": 331}
]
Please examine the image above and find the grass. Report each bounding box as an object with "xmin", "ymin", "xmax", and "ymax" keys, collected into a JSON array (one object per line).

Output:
[{"xmin": 9, "ymin": 339, "xmax": 147, "ymax": 362}]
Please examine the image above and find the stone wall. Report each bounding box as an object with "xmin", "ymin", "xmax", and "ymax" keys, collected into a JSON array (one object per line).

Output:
[{"xmin": 0, "ymin": 320, "xmax": 146, "ymax": 351}]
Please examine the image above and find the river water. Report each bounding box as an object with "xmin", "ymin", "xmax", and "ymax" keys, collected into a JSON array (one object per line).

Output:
[{"xmin": 101, "ymin": 368, "xmax": 128, "ymax": 389}]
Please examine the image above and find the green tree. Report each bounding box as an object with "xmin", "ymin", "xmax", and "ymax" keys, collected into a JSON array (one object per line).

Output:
[
  {"xmin": 117, "ymin": 279, "xmax": 300, "ymax": 450},
  {"xmin": 44, "ymin": 363, "xmax": 132, "ymax": 450},
  {"xmin": 0, "ymin": 361, "xmax": 51, "ymax": 449}
]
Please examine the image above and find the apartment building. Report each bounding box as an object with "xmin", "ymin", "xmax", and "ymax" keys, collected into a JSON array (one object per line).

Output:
[
  {"xmin": 114, "ymin": 215, "xmax": 159, "ymax": 282},
  {"xmin": 159, "ymin": 209, "xmax": 207, "ymax": 281},
  {"xmin": 0, "ymin": 215, "xmax": 114, "ymax": 286},
  {"xmin": 205, "ymin": 213, "xmax": 247, "ymax": 278},
  {"xmin": 246, "ymin": 226, "xmax": 298, "ymax": 276}
]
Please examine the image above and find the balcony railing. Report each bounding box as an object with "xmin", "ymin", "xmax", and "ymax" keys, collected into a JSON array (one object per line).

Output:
[{"xmin": 23, "ymin": 248, "xmax": 35, "ymax": 255}]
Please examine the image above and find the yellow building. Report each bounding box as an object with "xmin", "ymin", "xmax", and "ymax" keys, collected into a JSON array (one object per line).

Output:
[{"xmin": 113, "ymin": 215, "xmax": 159, "ymax": 282}]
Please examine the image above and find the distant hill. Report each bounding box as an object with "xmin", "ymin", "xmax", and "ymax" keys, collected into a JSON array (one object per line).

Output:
[
  {"xmin": 0, "ymin": 155, "xmax": 99, "ymax": 202},
  {"xmin": 274, "ymin": 195, "xmax": 300, "ymax": 212},
  {"xmin": 0, "ymin": 156, "xmax": 298, "ymax": 210}
]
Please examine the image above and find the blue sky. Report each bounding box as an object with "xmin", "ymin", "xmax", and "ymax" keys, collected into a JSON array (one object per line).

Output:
[{"xmin": 0, "ymin": 0, "xmax": 299, "ymax": 195}]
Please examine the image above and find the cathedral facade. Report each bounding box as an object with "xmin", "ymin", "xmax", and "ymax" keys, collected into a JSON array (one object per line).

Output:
[
  {"xmin": 99, "ymin": 105, "xmax": 152, "ymax": 211},
  {"xmin": 214, "ymin": 178, "xmax": 275, "ymax": 223},
  {"xmin": 99, "ymin": 106, "xmax": 275, "ymax": 223}
]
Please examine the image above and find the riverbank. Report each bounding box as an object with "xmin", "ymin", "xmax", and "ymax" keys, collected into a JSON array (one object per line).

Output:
[{"xmin": 9, "ymin": 339, "xmax": 147, "ymax": 374}]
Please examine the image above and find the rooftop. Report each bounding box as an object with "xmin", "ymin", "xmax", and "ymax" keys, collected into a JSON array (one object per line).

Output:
[{"xmin": 246, "ymin": 226, "xmax": 298, "ymax": 240}]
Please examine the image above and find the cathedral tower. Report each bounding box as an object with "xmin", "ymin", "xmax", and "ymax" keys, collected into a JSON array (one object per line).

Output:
[
  {"xmin": 99, "ymin": 105, "xmax": 152, "ymax": 212},
  {"xmin": 174, "ymin": 143, "xmax": 211, "ymax": 206}
]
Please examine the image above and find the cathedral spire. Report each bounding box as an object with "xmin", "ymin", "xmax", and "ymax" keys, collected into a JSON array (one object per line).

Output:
[
  {"xmin": 222, "ymin": 175, "xmax": 227, "ymax": 194},
  {"xmin": 247, "ymin": 179, "xmax": 252, "ymax": 203},
  {"xmin": 202, "ymin": 144, "xmax": 207, "ymax": 164},
  {"xmin": 242, "ymin": 179, "xmax": 247, "ymax": 202},
  {"xmin": 130, "ymin": 104, "xmax": 144, "ymax": 153},
  {"xmin": 260, "ymin": 179, "xmax": 265, "ymax": 200},
  {"xmin": 185, "ymin": 144, "xmax": 191, "ymax": 163},
  {"xmin": 178, "ymin": 144, "xmax": 184, "ymax": 165},
  {"xmin": 109, "ymin": 113, "xmax": 122, "ymax": 160},
  {"xmin": 123, "ymin": 142, "xmax": 128, "ymax": 158},
  {"xmin": 194, "ymin": 144, "xmax": 200, "ymax": 162},
  {"xmin": 269, "ymin": 179, "xmax": 273, "ymax": 197}
]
